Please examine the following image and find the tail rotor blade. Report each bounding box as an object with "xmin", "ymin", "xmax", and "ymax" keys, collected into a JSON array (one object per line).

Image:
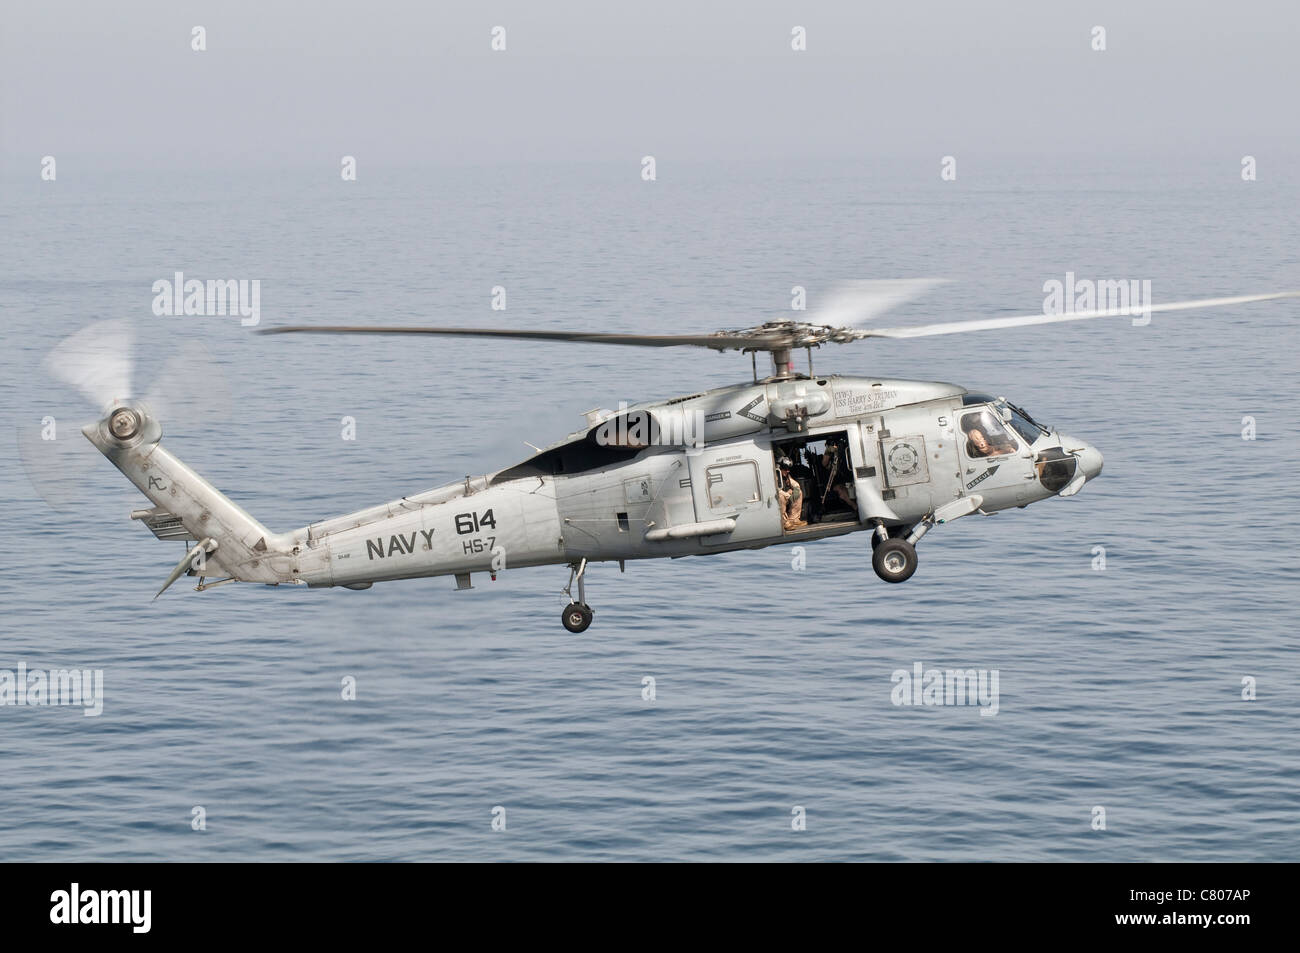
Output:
[
  {"xmin": 43, "ymin": 318, "xmax": 134, "ymax": 411},
  {"xmin": 24, "ymin": 320, "xmax": 235, "ymax": 513},
  {"xmin": 16, "ymin": 418, "xmax": 100, "ymax": 511},
  {"xmin": 143, "ymin": 340, "xmax": 234, "ymax": 439}
]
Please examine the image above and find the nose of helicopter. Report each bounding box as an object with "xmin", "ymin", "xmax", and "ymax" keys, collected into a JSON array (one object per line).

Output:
[
  {"xmin": 1073, "ymin": 442, "xmax": 1103, "ymax": 481},
  {"xmin": 1052, "ymin": 435, "xmax": 1103, "ymax": 493}
]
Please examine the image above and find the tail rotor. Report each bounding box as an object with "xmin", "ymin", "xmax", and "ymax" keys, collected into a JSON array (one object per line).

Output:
[{"xmin": 17, "ymin": 319, "xmax": 233, "ymax": 511}]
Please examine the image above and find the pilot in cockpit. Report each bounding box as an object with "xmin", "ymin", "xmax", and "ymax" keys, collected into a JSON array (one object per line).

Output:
[{"xmin": 965, "ymin": 421, "xmax": 1017, "ymax": 458}]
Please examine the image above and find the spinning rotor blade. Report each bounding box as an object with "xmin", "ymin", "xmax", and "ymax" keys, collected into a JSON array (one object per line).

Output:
[
  {"xmin": 807, "ymin": 278, "xmax": 947, "ymax": 328},
  {"xmin": 21, "ymin": 320, "xmax": 234, "ymax": 512},
  {"xmin": 22, "ymin": 318, "xmax": 135, "ymax": 510},
  {"xmin": 260, "ymin": 325, "xmax": 771, "ymax": 350},
  {"xmin": 43, "ymin": 318, "xmax": 134, "ymax": 411},
  {"xmin": 142, "ymin": 340, "xmax": 234, "ymax": 439},
  {"xmin": 259, "ymin": 284, "xmax": 1300, "ymax": 354},
  {"xmin": 259, "ymin": 281, "xmax": 948, "ymax": 350},
  {"xmin": 16, "ymin": 419, "xmax": 99, "ymax": 511},
  {"xmin": 856, "ymin": 290, "xmax": 1300, "ymax": 340}
]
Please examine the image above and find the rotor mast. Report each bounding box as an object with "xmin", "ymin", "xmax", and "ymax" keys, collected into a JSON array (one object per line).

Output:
[{"xmin": 769, "ymin": 345, "xmax": 794, "ymax": 379}]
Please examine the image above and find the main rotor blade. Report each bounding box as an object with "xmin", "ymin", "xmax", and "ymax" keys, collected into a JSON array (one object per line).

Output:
[
  {"xmin": 857, "ymin": 290, "xmax": 1300, "ymax": 339},
  {"xmin": 259, "ymin": 325, "xmax": 772, "ymax": 350},
  {"xmin": 809, "ymin": 278, "xmax": 947, "ymax": 328}
]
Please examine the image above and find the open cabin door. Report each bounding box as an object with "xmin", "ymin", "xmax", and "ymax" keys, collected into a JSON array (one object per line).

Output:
[{"xmin": 686, "ymin": 445, "xmax": 779, "ymax": 545}]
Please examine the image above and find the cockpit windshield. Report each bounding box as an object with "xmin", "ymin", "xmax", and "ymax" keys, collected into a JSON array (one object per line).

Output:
[{"xmin": 995, "ymin": 399, "xmax": 1050, "ymax": 445}]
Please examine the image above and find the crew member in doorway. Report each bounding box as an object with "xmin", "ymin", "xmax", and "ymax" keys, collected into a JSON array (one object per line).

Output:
[{"xmin": 776, "ymin": 457, "xmax": 806, "ymax": 531}]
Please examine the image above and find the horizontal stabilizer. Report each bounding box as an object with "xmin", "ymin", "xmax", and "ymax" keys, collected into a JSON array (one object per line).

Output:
[{"xmin": 131, "ymin": 506, "xmax": 196, "ymax": 542}]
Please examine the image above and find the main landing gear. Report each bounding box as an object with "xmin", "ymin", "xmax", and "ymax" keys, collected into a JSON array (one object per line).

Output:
[
  {"xmin": 871, "ymin": 497, "xmax": 982, "ymax": 584},
  {"xmin": 871, "ymin": 523, "xmax": 918, "ymax": 584},
  {"xmin": 872, "ymin": 538, "xmax": 917, "ymax": 583},
  {"xmin": 561, "ymin": 558, "xmax": 594, "ymax": 633}
]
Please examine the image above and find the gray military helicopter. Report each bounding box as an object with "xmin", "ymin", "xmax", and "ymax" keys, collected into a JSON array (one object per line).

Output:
[{"xmin": 56, "ymin": 283, "xmax": 1298, "ymax": 632}]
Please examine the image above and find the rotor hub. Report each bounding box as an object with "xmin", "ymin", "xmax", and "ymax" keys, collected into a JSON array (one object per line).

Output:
[
  {"xmin": 714, "ymin": 321, "xmax": 861, "ymax": 353},
  {"xmin": 109, "ymin": 407, "xmax": 141, "ymax": 440}
]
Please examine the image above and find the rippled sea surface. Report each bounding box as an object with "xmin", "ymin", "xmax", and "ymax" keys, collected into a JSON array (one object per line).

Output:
[{"xmin": 1, "ymin": 158, "xmax": 1298, "ymax": 861}]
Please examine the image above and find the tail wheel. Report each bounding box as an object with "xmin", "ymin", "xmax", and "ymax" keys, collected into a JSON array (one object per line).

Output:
[
  {"xmin": 562, "ymin": 602, "xmax": 593, "ymax": 633},
  {"xmin": 872, "ymin": 538, "xmax": 918, "ymax": 583}
]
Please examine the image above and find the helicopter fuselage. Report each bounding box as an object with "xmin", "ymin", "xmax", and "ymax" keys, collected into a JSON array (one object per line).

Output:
[
  {"xmin": 260, "ymin": 374, "xmax": 1102, "ymax": 590},
  {"xmin": 85, "ymin": 373, "xmax": 1101, "ymax": 618}
]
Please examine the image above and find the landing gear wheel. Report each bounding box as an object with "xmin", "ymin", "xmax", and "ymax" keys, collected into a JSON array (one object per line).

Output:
[
  {"xmin": 562, "ymin": 602, "xmax": 593, "ymax": 633},
  {"xmin": 872, "ymin": 538, "xmax": 918, "ymax": 583}
]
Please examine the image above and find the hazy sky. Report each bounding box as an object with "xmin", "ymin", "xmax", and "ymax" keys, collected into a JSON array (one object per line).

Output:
[{"xmin": 3, "ymin": 0, "xmax": 1299, "ymax": 170}]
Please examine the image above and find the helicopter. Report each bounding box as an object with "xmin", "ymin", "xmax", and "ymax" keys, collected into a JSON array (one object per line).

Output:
[{"xmin": 54, "ymin": 282, "xmax": 1298, "ymax": 632}]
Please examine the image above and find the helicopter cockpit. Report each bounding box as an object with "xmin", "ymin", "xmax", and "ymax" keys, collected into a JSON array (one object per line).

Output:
[
  {"xmin": 959, "ymin": 391, "xmax": 1090, "ymax": 492},
  {"xmin": 960, "ymin": 393, "xmax": 1052, "ymax": 451}
]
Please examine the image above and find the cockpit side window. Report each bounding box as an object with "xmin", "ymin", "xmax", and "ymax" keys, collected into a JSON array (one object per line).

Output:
[{"xmin": 961, "ymin": 408, "xmax": 1020, "ymax": 458}]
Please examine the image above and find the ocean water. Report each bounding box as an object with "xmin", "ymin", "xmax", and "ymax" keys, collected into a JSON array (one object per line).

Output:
[{"xmin": 1, "ymin": 157, "xmax": 1298, "ymax": 861}]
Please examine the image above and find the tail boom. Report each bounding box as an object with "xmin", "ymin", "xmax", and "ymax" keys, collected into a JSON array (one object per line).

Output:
[{"xmin": 83, "ymin": 404, "xmax": 294, "ymax": 584}]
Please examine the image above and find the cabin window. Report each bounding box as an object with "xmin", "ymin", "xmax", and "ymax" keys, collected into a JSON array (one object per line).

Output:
[{"xmin": 705, "ymin": 461, "xmax": 761, "ymax": 509}]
